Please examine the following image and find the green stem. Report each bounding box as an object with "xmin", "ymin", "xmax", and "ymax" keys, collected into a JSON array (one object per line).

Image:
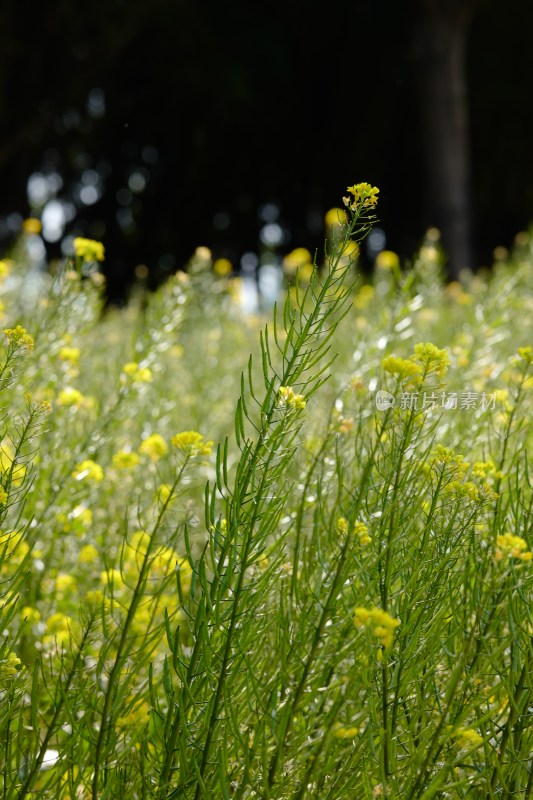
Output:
[
  {"xmin": 489, "ymin": 640, "xmax": 533, "ymax": 795},
  {"xmin": 266, "ymin": 407, "xmax": 392, "ymax": 791},
  {"xmin": 91, "ymin": 462, "xmax": 187, "ymax": 800},
  {"xmin": 14, "ymin": 620, "xmax": 95, "ymax": 800}
]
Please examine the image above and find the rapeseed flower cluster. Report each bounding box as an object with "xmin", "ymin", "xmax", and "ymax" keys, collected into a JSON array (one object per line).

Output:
[
  {"xmin": 139, "ymin": 433, "xmax": 168, "ymax": 461},
  {"xmin": 171, "ymin": 430, "xmax": 213, "ymax": 456},
  {"xmin": 382, "ymin": 356, "xmax": 422, "ymax": 381},
  {"xmin": 429, "ymin": 446, "xmax": 469, "ymax": 475},
  {"xmin": 343, "ymin": 182, "xmax": 379, "ymax": 211},
  {"xmin": 495, "ymin": 533, "xmax": 532, "ymax": 562},
  {"xmin": 375, "ymin": 250, "xmax": 400, "ymax": 271},
  {"xmin": 451, "ymin": 727, "xmax": 484, "ymax": 749},
  {"xmin": 353, "ymin": 284, "xmax": 375, "ymax": 309},
  {"xmin": 58, "ymin": 505, "xmax": 92, "ymax": 534},
  {"xmin": 44, "ymin": 612, "xmax": 78, "ymax": 648},
  {"xmin": 57, "ymin": 387, "xmax": 85, "ymax": 407},
  {"xmin": 354, "ymin": 521, "xmax": 372, "ymax": 545},
  {"xmin": 353, "ymin": 606, "xmax": 400, "ymax": 649},
  {"xmin": 72, "ymin": 459, "xmax": 104, "ymax": 482},
  {"xmin": 412, "ymin": 342, "xmax": 450, "ymax": 379},
  {"xmin": 336, "ymin": 517, "xmax": 371, "ymax": 545},
  {"xmin": 79, "ymin": 544, "xmax": 99, "ymax": 564},
  {"xmin": 283, "ymin": 248, "xmax": 313, "ymax": 277},
  {"xmin": 324, "ymin": 207, "xmax": 348, "ymax": 228},
  {"xmin": 22, "ymin": 218, "xmax": 42, "ymax": 235},
  {"xmin": 0, "ymin": 652, "xmax": 21, "ymax": 680},
  {"xmin": 339, "ymin": 240, "xmax": 360, "ymax": 264},
  {"xmin": 58, "ymin": 346, "xmax": 81, "ymax": 364},
  {"xmin": 332, "ymin": 723, "xmax": 358, "ymax": 739},
  {"xmin": 21, "ymin": 607, "xmax": 41, "ymax": 625},
  {"xmin": 382, "ymin": 342, "xmax": 450, "ymax": 383},
  {"xmin": 112, "ymin": 450, "xmax": 140, "ymax": 469},
  {"xmin": 0, "ymin": 176, "xmax": 531, "ymax": 794},
  {"xmin": 213, "ymin": 257, "xmax": 233, "ymax": 277},
  {"xmin": 122, "ymin": 362, "xmax": 153, "ymax": 383},
  {"xmin": 73, "ymin": 237, "xmax": 105, "ymax": 262},
  {"xmin": 471, "ymin": 460, "xmax": 503, "ymax": 481},
  {"xmin": 277, "ymin": 386, "xmax": 306, "ymax": 410},
  {"xmin": 3, "ymin": 326, "xmax": 34, "ymax": 350},
  {"xmin": 516, "ymin": 345, "xmax": 532, "ymax": 362}
]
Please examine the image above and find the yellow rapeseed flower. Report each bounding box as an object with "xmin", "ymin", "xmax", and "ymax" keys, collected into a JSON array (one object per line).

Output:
[
  {"xmin": 353, "ymin": 284, "xmax": 375, "ymax": 309},
  {"xmin": 0, "ymin": 260, "xmax": 11, "ymax": 279},
  {"xmin": 63, "ymin": 505, "xmax": 93, "ymax": 529},
  {"xmin": 122, "ymin": 362, "xmax": 153, "ymax": 383},
  {"xmin": 516, "ymin": 346, "xmax": 533, "ymax": 362},
  {"xmin": 452, "ymin": 727, "xmax": 483, "ymax": 749},
  {"xmin": 0, "ymin": 652, "xmax": 22, "ymax": 680},
  {"xmin": 57, "ymin": 387, "xmax": 85, "ymax": 407},
  {"xmin": 72, "ymin": 459, "xmax": 104, "ymax": 482},
  {"xmin": 354, "ymin": 606, "xmax": 400, "ymax": 649},
  {"xmin": 85, "ymin": 589, "xmax": 104, "ymax": 608},
  {"xmin": 58, "ymin": 346, "xmax": 81, "ymax": 364},
  {"xmin": 171, "ymin": 431, "xmax": 213, "ymax": 456},
  {"xmin": 353, "ymin": 607, "xmax": 371, "ymax": 626},
  {"xmin": 100, "ymin": 568, "xmax": 124, "ymax": 588},
  {"xmin": 332, "ymin": 724, "xmax": 358, "ymax": 739},
  {"xmin": 429, "ymin": 446, "xmax": 469, "ymax": 479},
  {"xmin": 337, "ymin": 517, "xmax": 348, "ymax": 535},
  {"xmin": 22, "ymin": 218, "xmax": 42, "ymax": 235},
  {"xmin": 195, "ymin": 246, "xmax": 212, "ymax": 261},
  {"xmin": 495, "ymin": 533, "xmax": 533, "ymax": 562},
  {"xmin": 21, "ymin": 606, "xmax": 41, "ymax": 624},
  {"xmin": 471, "ymin": 460, "xmax": 500, "ymax": 480},
  {"xmin": 156, "ymin": 483, "xmax": 175, "ymax": 505},
  {"xmin": 112, "ymin": 450, "xmax": 140, "ymax": 469},
  {"xmin": 444, "ymin": 480, "xmax": 479, "ymax": 501},
  {"xmin": 3, "ymin": 326, "xmax": 34, "ymax": 350},
  {"xmin": 325, "ymin": 207, "xmax": 348, "ymax": 227},
  {"xmin": 382, "ymin": 356, "xmax": 422, "ymax": 380},
  {"xmin": 298, "ymin": 262, "xmax": 314, "ymax": 282},
  {"xmin": 45, "ymin": 612, "xmax": 75, "ymax": 646},
  {"xmin": 342, "ymin": 241, "xmax": 360, "ymax": 260},
  {"xmin": 277, "ymin": 386, "xmax": 307, "ymax": 410},
  {"xmin": 139, "ymin": 433, "xmax": 168, "ymax": 462},
  {"xmin": 375, "ymin": 250, "xmax": 400, "ymax": 271},
  {"xmin": 55, "ymin": 574, "xmax": 76, "ymax": 592},
  {"xmin": 343, "ymin": 182, "xmax": 379, "ymax": 211},
  {"xmin": 412, "ymin": 342, "xmax": 450, "ymax": 379},
  {"xmin": 354, "ymin": 521, "xmax": 372, "ymax": 545},
  {"xmin": 213, "ymin": 258, "xmax": 233, "ymax": 276},
  {"xmin": 73, "ymin": 237, "xmax": 105, "ymax": 262},
  {"xmin": 78, "ymin": 544, "xmax": 98, "ymax": 564}
]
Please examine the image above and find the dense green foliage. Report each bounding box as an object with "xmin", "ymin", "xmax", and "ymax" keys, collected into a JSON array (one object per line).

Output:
[{"xmin": 0, "ymin": 188, "xmax": 532, "ymax": 798}]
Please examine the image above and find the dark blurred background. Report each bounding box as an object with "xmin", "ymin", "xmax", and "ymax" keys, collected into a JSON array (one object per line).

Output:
[{"xmin": 1, "ymin": 0, "xmax": 532, "ymax": 301}]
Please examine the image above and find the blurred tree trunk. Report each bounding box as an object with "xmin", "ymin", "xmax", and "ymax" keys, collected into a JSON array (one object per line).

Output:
[{"xmin": 413, "ymin": 0, "xmax": 479, "ymax": 280}]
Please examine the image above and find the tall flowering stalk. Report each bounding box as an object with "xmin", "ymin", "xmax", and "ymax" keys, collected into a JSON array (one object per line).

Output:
[{"xmin": 155, "ymin": 184, "xmax": 380, "ymax": 799}]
